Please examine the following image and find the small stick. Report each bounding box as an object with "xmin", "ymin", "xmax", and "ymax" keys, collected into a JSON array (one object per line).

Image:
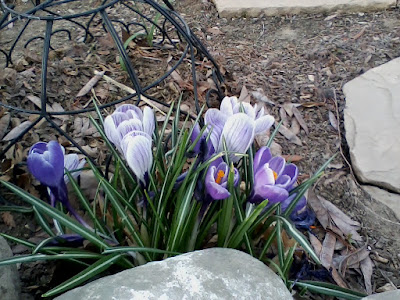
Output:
[{"xmin": 94, "ymin": 70, "xmax": 166, "ymax": 115}]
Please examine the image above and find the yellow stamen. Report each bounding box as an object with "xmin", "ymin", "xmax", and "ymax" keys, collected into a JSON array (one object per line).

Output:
[
  {"xmin": 216, "ymin": 170, "xmax": 225, "ymax": 184},
  {"xmin": 273, "ymin": 171, "xmax": 278, "ymax": 181}
]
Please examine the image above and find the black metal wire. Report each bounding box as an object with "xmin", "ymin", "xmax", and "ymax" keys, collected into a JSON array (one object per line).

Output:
[{"xmin": 0, "ymin": 0, "xmax": 224, "ymax": 161}]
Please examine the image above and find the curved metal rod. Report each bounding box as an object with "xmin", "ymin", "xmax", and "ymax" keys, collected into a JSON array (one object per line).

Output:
[
  {"xmin": 0, "ymin": 48, "xmax": 9, "ymax": 67},
  {"xmin": 25, "ymin": 29, "xmax": 72, "ymax": 51}
]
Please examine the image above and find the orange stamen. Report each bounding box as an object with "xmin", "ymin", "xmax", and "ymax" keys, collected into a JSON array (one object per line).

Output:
[
  {"xmin": 273, "ymin": 171, "xmax": 278, "ymax": 180},
  {"xmin": 216, "ymin": 170, "xmax": 225, "ymax": 184}
]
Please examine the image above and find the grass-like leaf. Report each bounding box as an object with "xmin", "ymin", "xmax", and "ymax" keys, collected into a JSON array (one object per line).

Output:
[
  {"xmin": 42, "ymin": 253, "xmax": 123, "ymax": 297},
  {"xmin": 290, "ymin": 280, "xmax": 367, "ymax": 300}
]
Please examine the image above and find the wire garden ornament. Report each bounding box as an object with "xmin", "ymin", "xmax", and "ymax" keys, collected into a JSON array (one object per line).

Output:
[{"xmin": 0, "ymin": 0, "xmax": 224, "ymax": 162}]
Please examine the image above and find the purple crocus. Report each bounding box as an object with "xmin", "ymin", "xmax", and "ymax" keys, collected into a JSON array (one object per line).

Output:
[
  {"xmin": 27, "ymin": 141, "xmax": 87, "ymax": 226},
  {"xmin": 249, "ymin": 147, "xmax": 298, "ymax": 205},
  {"xmin": 205, "ymin": 158, "xmax": 240, "ymax": 200},
  {"xmin": 204, "ymin": 96, "xmax": 274, "ymax": 162}
]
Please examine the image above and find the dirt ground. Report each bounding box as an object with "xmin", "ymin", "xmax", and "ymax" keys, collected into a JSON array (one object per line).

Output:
[{"xmin": 0, "ymin": 0, "xmax": 400, "ymax": 298}]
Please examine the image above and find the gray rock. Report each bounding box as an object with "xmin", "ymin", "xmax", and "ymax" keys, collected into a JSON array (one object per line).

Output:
[
  {"xmin": 362, "ymin": 185, "xmax": 400, "ymax": 220},
  {"xmin": 344, "ymin": 58, "xmax": 400, "ymax": 194},
  {"xmin": 362, "ymin": 289, "xmax": 400, "ymax": 300},
  {"xmin": 56, "ymin": 248, "xmax": 293, "ymax": 300},
  {"xmin": 213, "ymin": 0, "xmax": 396, "ymax": 17},
  {"xmin": 0, "ymin": 236, "xmax": 21, "ymax": 300}
]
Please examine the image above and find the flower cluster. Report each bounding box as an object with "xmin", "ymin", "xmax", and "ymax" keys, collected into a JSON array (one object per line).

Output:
[{"xmin": 104, "ymin": 104, "xmax": 155, "ymax": 187}]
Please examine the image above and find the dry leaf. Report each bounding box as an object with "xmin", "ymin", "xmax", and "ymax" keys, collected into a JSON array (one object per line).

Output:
[
  {"xmin": 290, "ymin": 118, "xmax": 300, "ymax": 135},
  {"xmin": 279, "ymin": 107, "xmax": 289, "ymax": 127},
  {"xmin": 282, "ymin": 154, "xmax": 303, "ymax": 162},
  {"xmin": 26, "ymin": 94, "xmax": 53, "ymax": 111},
  {"xmin": 321, "ymin": 231, "xmax": 336, "ymax": 269},
  {"xmin": 329, "ymin": 111, "xmax": 338, "ymax": 131},
  {"xmin": 292, "ymin": 106, "xmax": 309, "ymax": 134},
  {"xmin": 251, "ymin": 91, "xmax": 275, "ymax": 106},
  {"xmin": 76, "ymin": 71, "xmax": 105, "ymax": 97},
  {"xmin": 277, "ymin": 123, "xmax": 302, "ymax": 146},
  {"xmin": 0, "ymin": 114, "xmax": 11, "ymax": 140},
  {"xmin": 3, "ymin": 120, "xmax": 32, "ymax": 141},
  {"xmin": 300, "ymin": 102, "xmax": 325, "ymax": 108},
  {"xmin": 206, "ymin": 27, "xmax": 224, "ymax": 35},
  {"xmin": 2, "ymin": 212, "xmax": 16, "ymax": 228},
  {"xmin": 238, "ymin": 86, "xmax": 251, "ymax": 103},
  {"xmin": 308, "ymin": 232, "xmax": 323, "ymax": 257},
  {"xmin": 360, "ymin": 255, "xmax": 373, "ymax": 294},
  {"xmin": 307, "ymin": 189, "xmax": 330, "ymax": 228}
]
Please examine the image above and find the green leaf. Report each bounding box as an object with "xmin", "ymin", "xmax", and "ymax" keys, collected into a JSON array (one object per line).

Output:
[
  {"xmin": 103, "ymin": 247, "xmax": 181, "ymax": 256},
  {"xmin": 42, "ymin": 254, "xmax": 123, "ymax": 297},
  {"xmin": 0, "ymin": 205, "xmax": 33, "ymax": 213},
  {"xmin": 227, "ymin": 200, "xmax": 269, "ymax": 249},
  {"xmin": 0, "ymin": 180, "xmax": 109, "ymax": 250},
  {"xmin": 273, "ymin": 215, "xmax": 320, "ymax": 264},
  {"xmin": 290, "ymin": 280, "xmax": 367, "ymax": 300},
  {"xmin": 0, "ymin": 252, "xmax": 102, "ymax": 266}
]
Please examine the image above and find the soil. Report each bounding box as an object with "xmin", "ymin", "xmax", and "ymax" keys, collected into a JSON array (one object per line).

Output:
[{"xmin": 0, "ymin": 0, "xmax": 400, "ymax": 299}]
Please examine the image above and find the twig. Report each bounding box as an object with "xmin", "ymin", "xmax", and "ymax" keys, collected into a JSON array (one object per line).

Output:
[{"xmin": 94, "ymin": 70, "xmax": 166, "ymax": 115}]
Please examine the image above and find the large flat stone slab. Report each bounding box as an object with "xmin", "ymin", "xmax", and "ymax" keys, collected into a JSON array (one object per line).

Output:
[
  {"xmin": 362, "ymin": 186, "xmax": 400, "ymax": 220},
  {"xmin": 213, "ymin": 0, "xmax": 396, "ymax": 17},
  {"xmin": 344, "ymin": 58, "xmax": 400, "ymax": 194},
  {"xmin": 56, "ymin": 248, "xmax": 292, "ymax": 300}
]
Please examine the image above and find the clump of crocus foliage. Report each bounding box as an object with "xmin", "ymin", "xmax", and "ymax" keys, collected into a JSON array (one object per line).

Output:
[{"xmin": 0, "ymin": 97, "xmax": 339, "ymax": 298}]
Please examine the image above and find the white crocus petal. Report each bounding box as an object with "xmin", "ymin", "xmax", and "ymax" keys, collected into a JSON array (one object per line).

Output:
[
  {"xmin": 254, "ymin": 115, "xmax": 275, "ymax": 134},
  {"xmin": 124, "ymin": 135, "xmax": 153, "ymax": 185},
  {"xmin": 219, "ymin": 96, "xmax": 237, "ymax": 116},
  {"xmin": 254, "ymin": 104, "xmax": 265, "ymax": 119},
  {"xmin": 233, "ymin": 102, "xmax": 256, "ymax": 119},
  {"xmin": 218, "ymin": 113, "xmax": 255, "ymax": 163},
  {"xmin": 205, "ymin": 109, "xmax": 227, "ymax": 150},
  {"xmin": 115, "ymin": 104, "xmax": 143, "ymax": 120},
  {"xmin": 64, "ymin": 154, "xmax": 86, "ymax": 183},
  {"xmin": 142, "ymin": 106, "xmax": 155, "ymax": 137},
  {"xmin": 104, "ymin": 113, "xmax": 128, "ymax": 146},
  {"xmin": 117, "ymin": 119, "xmax": 143, "ymax": 141},
  {"xmin": 120, "ymin": 131, "xmax": 152, "ymax": 157}
]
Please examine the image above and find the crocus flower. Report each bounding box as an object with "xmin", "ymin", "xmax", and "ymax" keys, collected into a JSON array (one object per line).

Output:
[
  {"xmin": 27, "ymin": 141, "xmax": 88, "ymax": 226},
  {"xmin": 205, "ymin": 158, "xmax": 240, "ymax": 200},
  {"xmin": 104, "ymin": 104, "xmax": 155, "ymax": 150},
  {"xmin": 204, "ymin": 96, "xmax": 274, "ymax": 162},
  {"xmin": 281, "ymin": 194, "xmax": 316, "ymax": 230},
  {"xmin": 249, "ymin": 147, "xmax": 298, "ymax": 205}
]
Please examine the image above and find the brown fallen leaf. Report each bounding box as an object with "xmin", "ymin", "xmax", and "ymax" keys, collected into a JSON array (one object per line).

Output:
[
  {"xmin": 206, "ymin": 27, "xmax": 224, "ymax": 35},
  {"xmin": 292, "ymin": 106, "xmax": 309, "ymax": 135},
  {"xmin": 26, "ymin": 94, "xmax": 53, "ymax": 111},
  {"xmin": 251, "ymin": 91, "xmax": 275, "ymax": 106},
  {"xmin": 282, "ymin": 155, "xmax": 303, "ymax": 162},
  {"xmin": 279, "ymin": 107, "xmax": 289, "ymax": 127},
  {"xmin": 277, "ymin": 123, "xmax": 302, "ymax": 146},
  {"xmin": 290, "ymin": 118, "xmax": 300, "ymax": 135},
  {"xmin": 320, "ymin": 231, "xmax": 336, "ymax": 269},
  {"xmin": 307, "ymin": 189, "xmax": 330, "ymax": 228},
  {"xmin": 76, "ymin": 71, "xmax": 105, "ymax": 97},
  {"xmin": 2, "ymin": 120, "xmax": 33, "ymax": 141},
  {"xmin": 308, "ymin": 232, "xmax": 323, "ymax": 257},
  {"xmin": 329, "ymin": 111, "xmax": 338, "ymax": 131},
  {"xmin": 360, "ymin": 255, "xmax": 373, "ymax": 294},
  {"xmin": 300, "ymin": 101, "xmax": 325, "ymax": 108},
  {"xmin": 2, "ymin": 212, "xmax": 16, "ymax": 228},
  {"xmin": 238, "ymin": 85, "xmax": 251, "ymax": 103},
  {"xmin": 0, "ymin": 114, "xmax": 11, "ymax": 140}
]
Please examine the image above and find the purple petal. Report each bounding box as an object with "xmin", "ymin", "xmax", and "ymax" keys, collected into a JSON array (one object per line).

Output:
[
  {"xmin": 253, "ymin": 185, "xmax": 289, "ymax": 204},
  {"xmin": 281, "ymin": 194, "xmax": 307, "ymax": 215},
  {"xmin": 124, "ymin": 135, "xmax": 153, "ymax": 185},
  {"xmin": 282, "ymin": 164, "xmax": 298, "ymax": 189},
  {"xmin": 275, "ymin": 174, "xmax": 291, "ymax": 189},
  {"xmin": 205, "ymin": 109, "xmax": 227, "ymax": 150},
  {"xmin": 27, "ymin": 141, "xmax": 64, "ymax": 187},
  {"xmin": 142, "ymin": 106, "xmax": 155, "ymax": 137},
  {"xmin": 253, "ymin": 147, "xmax": 272, "ymax": 174},
  {"xmin": 218, "ymin": 113, "xmax": 255, "ymax": 162},
  {"xmin": 205, "ymin": 166, "xmax": 230, "ymax": 200},
  {"xmin": 268, "ymin": 156, "xmax": 286, "ymax": 176},
  {"xmin": 254, "ymin": 115, "xmax": 274, "ymax": 134},
  {"xmin": 254, "ymin": 164, "xmax": 276, "ymax": 186}
]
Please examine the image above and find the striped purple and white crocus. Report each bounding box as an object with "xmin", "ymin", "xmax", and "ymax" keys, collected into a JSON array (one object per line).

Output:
[
  {"xmin": 204, "ymin": 96, "xmax": 274, "ymax": 162},
  {"xmin": 104, "ymin": 104, "xmax": 155, "ymax": 188}
]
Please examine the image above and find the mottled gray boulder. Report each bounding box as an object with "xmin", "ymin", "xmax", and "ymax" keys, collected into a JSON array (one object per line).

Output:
[
  {"xmin": 56, "ymin": 248, "xmax": 293, "ymax": 300},
  {"xmin": 0, "ymin": 236, "xmax": 21, "ymax": 300},
  {"xmin": 362, "ymin": 290, "xmax": 400, "ymax": 300}
]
